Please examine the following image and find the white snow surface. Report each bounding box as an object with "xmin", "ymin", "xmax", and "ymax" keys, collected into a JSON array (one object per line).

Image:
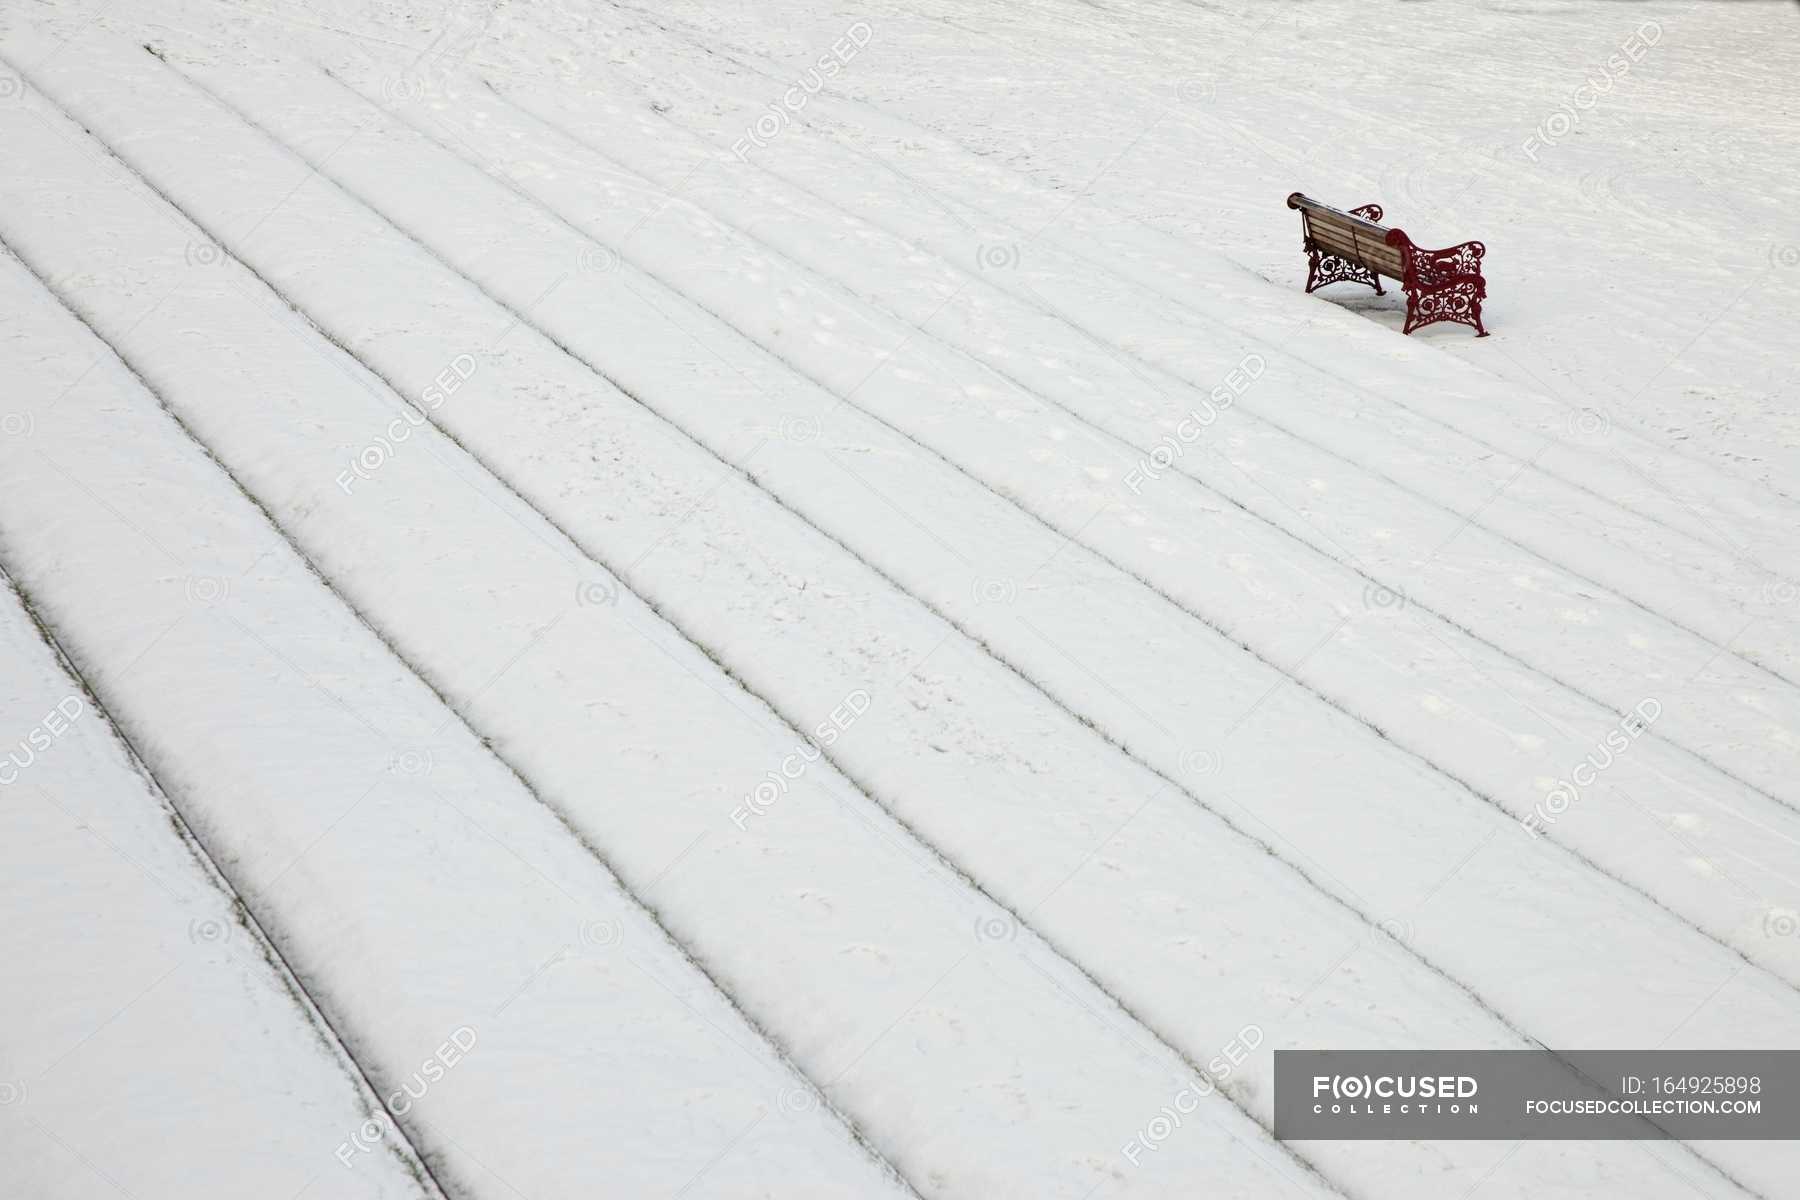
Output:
[{"xmin": 2, "ymin": 2, "xmax": 1797, "ymax": 1198}]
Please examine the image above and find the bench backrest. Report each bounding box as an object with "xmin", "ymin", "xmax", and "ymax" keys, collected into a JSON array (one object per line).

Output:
[{"xmin": 1286, "ymin": 192, "xmax": 1407, "ymax": 279}]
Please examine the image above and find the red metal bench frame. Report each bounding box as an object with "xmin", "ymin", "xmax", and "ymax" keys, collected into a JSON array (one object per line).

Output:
[{"xmin": 1287, "ymin": 194, "xmax": 1489, "ymax": 337}]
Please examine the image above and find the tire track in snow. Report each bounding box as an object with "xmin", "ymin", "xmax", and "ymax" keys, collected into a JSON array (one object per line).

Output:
[
  {"xmin": 0, "ymin": 147, "xmax": 924, "ymax": 1200},
  {"xmin": 0, "ymin": 448, "xmax": 449, "ymax": 1200},
  {"xmin": 15, "ymin": 50, "xmax": 1336, "ymax": 1200},
  {"xmin": 287, "ymin": 55, "xmax": 1800, "ymax": 1021},
  {"xmin": 125, "ymin": 47, "xmax": 1797, "ymax": 1198}
]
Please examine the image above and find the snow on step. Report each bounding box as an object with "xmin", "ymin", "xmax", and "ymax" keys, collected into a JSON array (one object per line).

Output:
[
  {"xmin": 0, "ymin": 580, "xmax": 431, "ymax": 1199},
  {"xmin": 522, "ymin": 18, "xmax": 1800, "ymax": 685},
  {"xmin": 419, "ymin": 35, "xmax": 1800, "ymax": 820},
  {"xmin": 619, "ymin": 0, "xmax": 1800, "ymax": 580},
  {"xmin": 0, "ymin": 207, "xmax": 909, "ymax": 1200},
  {"xmin": 0, "ymin": 38, "xmax": 1335, "ymax": 1200},
  {"xmin": 389, "ymin": 61, "xmax": 1800, "ymax": 993},
  {"xmin": 37, "ymin": 32, "xmax": 1792, "ymax": 1198}
]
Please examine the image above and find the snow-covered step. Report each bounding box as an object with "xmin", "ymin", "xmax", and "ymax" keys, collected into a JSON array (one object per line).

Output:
[
  {"xmin": 14, "ymin": 30, "xmax": 1790, "ymax": 1198},
  {"xmin": 610, "ymin": 0, "xmax": 1800, "ymax": 564},
  {"xmin": 0, "ymin": 577, "xmax": 433, "ymax": 1199},
  {"xmin": 391, "ymin": 65, "xmax": 1800, "ymax": 985},
  {"xmin": 0, "ymin": 228, "xmax": 913, "ymax": 1200},
  {"xmin": 0, "ymin": 43, "xmax": 1335, "ymax": 1200},
  {"xmin": 231, "ymin": 50, "xmax": 1800, "ymax": 1008},
  {"xmin": 416, "ymin": 36, "xmax": 1800, "ymax": 821}
]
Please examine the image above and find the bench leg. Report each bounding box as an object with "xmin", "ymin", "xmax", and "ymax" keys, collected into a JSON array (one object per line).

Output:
[
  {"xmin": 1401, "ymin": 277, "xmax": 1486, "ymax": 337},
  {"xmin": 1305, "ymin": 245, "xmax": 1383, "ymax": 296}
]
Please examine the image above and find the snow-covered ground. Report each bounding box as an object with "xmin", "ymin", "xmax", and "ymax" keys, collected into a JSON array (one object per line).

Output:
[{"xmin": 2, "ymin": 2, "xmax": 1796, "ymax": 1198}]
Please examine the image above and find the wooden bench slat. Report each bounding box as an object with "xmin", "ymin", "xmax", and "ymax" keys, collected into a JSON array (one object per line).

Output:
[{"xmin": 1304, "ymin": 227, "xmax": 1404, "ymax": 276}]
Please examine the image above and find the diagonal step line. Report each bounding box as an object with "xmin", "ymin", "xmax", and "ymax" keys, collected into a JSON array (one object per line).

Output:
[
  {"xmin": 0, "ymin": 552, "xmax": 452, "ymax": 1200},
  {"xmin": 81, "ymin": 48, "xmax": 1779, "ymax": 1200},
  {"xmin": 0, "ymin": 207, "xmax": 929, "ymax": 1200},
  {"xmin": 390, "ymin": 65, "xmax": 1800, "ymax": 1002},
  {"xmin": 138, "ymin": 47, "xmax": 1778, "ymax": 1196},
  {"xmin": 208, "ymin": 37, "xmax": 1800, "ymax": 1087},
  {"xmin": 509, "ymin": 65, "xmax": 1800, "ymax": 807},
  {"xmin": 635, "ymin": 0, "xmax": 1800, "ymax": 556},
  {"xmin": 79, "ymin": 48, "xmax": 1357, "ymax": 1194}
]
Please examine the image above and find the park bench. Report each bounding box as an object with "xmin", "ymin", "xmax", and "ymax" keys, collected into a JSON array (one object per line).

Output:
[{"xmin": 1285, "ymin": 193, "xmax": 1489, "ymax": 337}]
